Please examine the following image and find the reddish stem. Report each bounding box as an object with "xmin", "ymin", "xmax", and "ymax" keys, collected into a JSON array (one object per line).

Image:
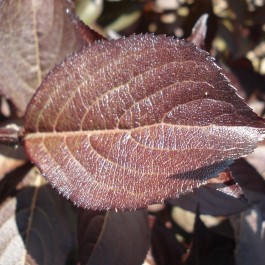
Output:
[{"xmin": 0, "ymin": 126, "xmax": 23, "ymax": 146}]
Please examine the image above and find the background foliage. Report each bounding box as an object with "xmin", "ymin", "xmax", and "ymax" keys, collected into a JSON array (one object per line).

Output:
[{"xmin": 0, "ymin": 0, "xmax": 265, "ymax": 264}]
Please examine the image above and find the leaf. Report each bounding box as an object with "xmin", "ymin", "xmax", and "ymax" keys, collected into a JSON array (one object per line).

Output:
[
  {"xmin": 169, "ymin": 159, "xmax": 265, "ymax": 216},
  {"xmin": 151, "ymin": 218, "xmax": 184, "ymax": 265},
  {"xmin": 0, "ymin": 0, "xmax": 80, "ymax": 116},
  {"xmin": 230, "ymin": 204, "xmax": 265, "ymax": 265},
  {"xmin": 0, "ymin": 168, "xmax": 76, "ymax": 265},
  {"xmin": 184, "ymin": 210, "xmax": 235, "ymax": 265},
  {"xmin": 246, "ymin": 140, "xmax": 265, "ymax": 178},
  {"xmin": 187, "ymin": 14, "xmax": 208, "ymax": 49},
  {"xmin": 24, "ymin": 34, "xmax": 265, "ymax": 210},
  {"xmin": 78, "ymin": 209, "xmax": 150, "ymax": 265},
  {"xmin": 66, "ymin": 8, "xmax": 106, "ymax": 45},
  {"xmin": 221, "ymin": 68, "xmax": 246, "ymax": 99}
]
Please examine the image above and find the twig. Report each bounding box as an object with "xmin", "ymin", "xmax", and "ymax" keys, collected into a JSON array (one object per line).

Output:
[{"xmin": 0, "ymin": 125, "xmax": 23, "ymax": 146}]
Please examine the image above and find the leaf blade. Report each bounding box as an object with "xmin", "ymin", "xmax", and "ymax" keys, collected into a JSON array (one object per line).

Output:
[
  {"xmin": 24, "ymin": 34, "xmax": 265, "ymax": 210},
  {"xmin": 0, "ymin": 0, "xmax": 80, "ymax": 116},
  {"xmin": 78, "ymin": 209, "xmax": 150, "ymax": 265},
  {"xmin": 0, "ymin": 169, "xmax": 76, "ymax": 265}
]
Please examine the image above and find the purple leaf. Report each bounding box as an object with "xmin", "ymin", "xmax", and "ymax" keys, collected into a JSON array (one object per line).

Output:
[
  {"xmin": 169, "ymin": 159, "xmax": 265, "ymax": 216},
  {"xmin": 0, "ymin": 0, "xmax": 80, "ymax": 116},
  {"xmin": 78, "ymin": 209, "xmax": 150, "ymax": 265},
  {"xmin": 188, "ymin": 13, "xmax": 209, "ymax": 49},
  {"xmin": 23, "ymin": 34, "xmax": 265, "ymax": 210},
  {"xmin": 0, "ymin": 169, "xmax": 76, "ymax": 265}
]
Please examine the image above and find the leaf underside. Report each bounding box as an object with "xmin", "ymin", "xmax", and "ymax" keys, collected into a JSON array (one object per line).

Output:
[
  {"xmin": 24, "ymin": 34, "xmax": 265, "ymax": 210},
  {"xmin": 0, "ymin": 0, "xmax": 79, "ymax": 116},
  {"xmin": 78, "ymin": 209, "xmax": 150, "ymax": 265},
  {"xmin": 0, "ymin": 178, "xmax": 75, "ymax": 265}
]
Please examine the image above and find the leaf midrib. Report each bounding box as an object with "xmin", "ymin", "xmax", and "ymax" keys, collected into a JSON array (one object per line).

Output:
[
  {"xmin": 24, "ymin": 123, "xmax": 214, "ymax": 139},
  {"xmin": 24, "ymin": 123, "xmax": 259, "ymax": 141}
]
